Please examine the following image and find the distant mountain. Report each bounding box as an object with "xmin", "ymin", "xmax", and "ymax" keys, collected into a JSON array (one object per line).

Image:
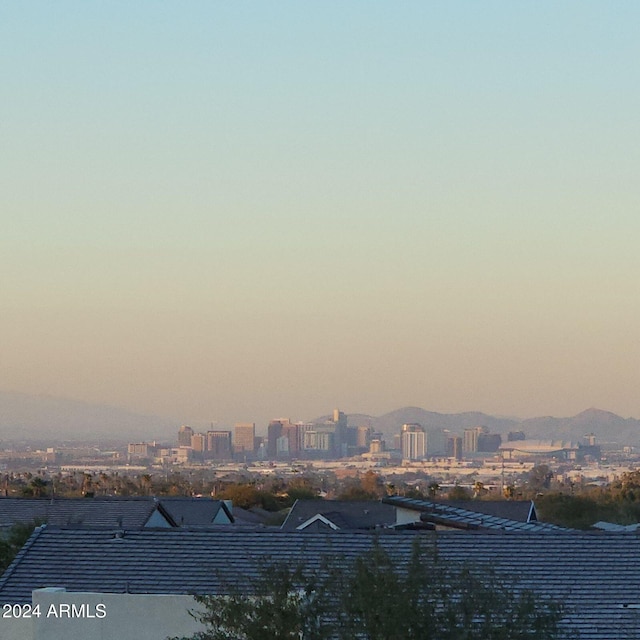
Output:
[
  {"xmin": 0, "ymin": 391, "xmax": 176, "ymax": 443},
  {"xmin": 373, "ymin": 407, "xmax": 518, "ymax": 439},
  {"xmin": 316, "ymin": 407, "xmax": 517, "ymax": 439},
  {"xmin": 518, "ymin": 408, "xmax": 640, "ymax": 444},
  {"xmin": 316, "ymin": 406, "xmax": 640, "ymax": 446}
]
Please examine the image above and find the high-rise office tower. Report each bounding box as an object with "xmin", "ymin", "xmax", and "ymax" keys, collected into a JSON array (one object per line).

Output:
[
  {"xmin": 234, "ymin": 422, "xmax": 256, "ymax": 455},
  {"xmin": 401, "ymin": 423, "xmax": 426, "ymax": 460},
  {"xmin": 463, "ymin": 426, "xmax": 488, "ymax": 454},
  {"xmin": 190, "ymin": 433, "xmax": 207, "ymax": 453},
  {"xmin": 447, "ymin": 435, "xmax": 463, "ymax": 460},
  {"xmin": 267, "ymin": 419, "xmax": 291, "ymax": 459},
  {"xmin": 178, "ymin": 425, "xmax": 194, "ymax": 447},
  {"xmin": 207, "ymin": 430, "xmax": 232, "ymax": 460},
  {"xmin": 356, "ymin": 426, "xmax": 371, "ymax": 449}
]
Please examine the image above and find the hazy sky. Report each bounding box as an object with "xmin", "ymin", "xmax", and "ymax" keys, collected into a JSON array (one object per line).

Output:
[{"xmin": 2, "ymin": 2, "xmax": 639, "ymax": 428}]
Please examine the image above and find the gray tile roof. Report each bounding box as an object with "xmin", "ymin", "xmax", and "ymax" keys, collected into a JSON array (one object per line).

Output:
[
  {"xmin": 281, "ymin": 499, "xmax": 396, "ymax": 531},
  {"xmin": 436, "ymin": 499, "xmax": 537, "ymax": 522},
  {"xmin": 157, "ymin": 498, "xmax": 233, "ymax": 526},
  {"xmin": 0, "ymin": 526, "xmax": 639, "ymax": 638},
  {"xmin": 383, "ymin": 496, "xmax": 563, "ymax": 532},
  {"xmin": 231, "ymin": 506, "xmax": 271, "ymax": 526},
  {"xmin": 0, "ymin": 497, "xmax": 176, "ymax": 529}
]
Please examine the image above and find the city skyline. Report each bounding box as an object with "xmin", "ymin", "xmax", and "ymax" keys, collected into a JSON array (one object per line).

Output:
[{"xmin": 2, "ymin": 3, "xmax": 639, "ymax": 430}]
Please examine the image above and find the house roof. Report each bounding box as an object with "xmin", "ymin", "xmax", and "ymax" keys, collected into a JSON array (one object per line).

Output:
[
  {"xmin": 156, "ymin": 498, "xmax": 233, "ymax": 526},
  {"xmin": 434, "ymin": 499, "xmax": 537, "ymax": 523},
  {"xmin": 1, "ymin": 526, "xmax": 640, "ymax": 638},
  {"xmin": 231, "ymin": 506, "xmax": 271, "ymax": 526},
  {"xmin": 592, "ymin": 521, "xmax": 640, "ymax": 532},
  {"xmin": 281, "ymin": 499, "xmax": 396, "ymax": 531},
  {"xmin": 0, "ymin": 497, "xmax": 176, "ymax": 529},
  {"xmin": 383, "ymin": 496, "xmax": 562, "ymax": 532}
]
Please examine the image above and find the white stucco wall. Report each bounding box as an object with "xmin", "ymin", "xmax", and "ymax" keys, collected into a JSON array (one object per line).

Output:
[
  {"xmin": 395, "ymin": 506, "xmax": 421, "ymax": 526},
  {"xmin": 22, "ymin": 589, "xmax": 206, "ymax": 640}
]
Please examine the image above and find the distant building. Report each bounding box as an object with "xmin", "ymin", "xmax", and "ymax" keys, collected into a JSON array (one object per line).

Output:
[
  {"xmin": 267, "ymin": 419, "xmax": 292, "ymax": 459},
  {"xmin": 234, "ymin": 423, "xmax": 256, "ymax": 456},
  {"xmin": 507, "ymin": 431, "xmax": 526, "ymax": 442},
  {"xmin": 207, "ymin": 431, "xmax": 232, "ymax": 460},
  {"xmin": 356, "ymin": 426, "xmax": 371, "ymax": 449},
  {"xmin": 401, "ymin": 424, "xmax": 426, "ymax": 460},
  {"xmin": 276, "ymin": 435, "xmax": 290, "ymax": 457},
  {"xmin": 447, "ymin": 436, "xmax": 463, "ymax": 460},
  {"xmin": 463, "ymin": 426, "xmax": 488, "ymax": 454},
  {"xmin": 303, "ymin": 429, "xmax": 334, "ymax": 455},
  {"xmin": 333, "ymin": 409, "xmax": 347, "ymax": 427},
  {"xmin": 127, "ymin": 442, "xmax": 157, "ymax": 459},
  {"xmin": 499, "ymin": 440, "xmax": 578, "ymax": 460},
  {"xmin": 176, "ymin": 447, "xmax": 192, "ymax": 463},
  {"xmin": 177, "ymin": 426, "xmax": 194, "ymax": 447},
  {"xmin": 190, "ymin": 433, "xmax": 207, "ymax": 455},
  {"xmin": 330, "ymin": 409, "xmax": 348, "ymax": 457},
  {"xmin": 426, "ymin": 429, "xmax": 447, "ymax": 456},
  {"xmin": 477, "ymin": 433, "xmax": 502, "ymax": 452},
  {"xmin": 282, "ymin": 423, "xmax": 301, "ymax": 456}
]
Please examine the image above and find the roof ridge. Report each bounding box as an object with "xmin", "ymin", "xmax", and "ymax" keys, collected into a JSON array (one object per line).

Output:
[
  {"xmin": 0, "ymin": 524, "xmax": 47, "ymax": 590},
  {"xmin": 279, "ymin": 498, "xmax": 299, "ymax": 530}
]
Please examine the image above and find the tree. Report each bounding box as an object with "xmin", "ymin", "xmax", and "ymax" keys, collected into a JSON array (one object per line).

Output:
[
  {"xmin": 447, "ymin": 484, "xmax": 472, "ymax": 500},
  {"xmin": 0, "ymin": 521, "xmax": 41, "ymax": 572},
  {"xmin": 169, "ymin": 539, "xmax": 573, "ymax": 640},
  {"xmin": 527, "ymin": 465, "xmax": 553, "ymax": 493}
]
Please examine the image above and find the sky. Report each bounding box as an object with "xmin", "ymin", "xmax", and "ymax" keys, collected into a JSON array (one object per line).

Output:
[{"xmin": 1, "ymin": 2, "xmax": 639, "ymax": 429}]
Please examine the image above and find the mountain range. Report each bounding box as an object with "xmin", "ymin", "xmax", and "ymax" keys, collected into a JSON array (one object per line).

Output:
[
  {"xmin": 325, "ymin": 407, "xmax": 640, "ymax": 447},
  {"xmin": 0, "ymin": 391, "xmax": 175, "ymax": 443},
  {"xmin": 1, "ymin": 390, "xmax": 639, "ymax": 446}
]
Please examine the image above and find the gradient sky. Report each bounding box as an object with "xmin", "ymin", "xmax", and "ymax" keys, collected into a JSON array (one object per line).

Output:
[{"xmin": 2, "ymin": 2, "xmax": 639, "ymax": 429}]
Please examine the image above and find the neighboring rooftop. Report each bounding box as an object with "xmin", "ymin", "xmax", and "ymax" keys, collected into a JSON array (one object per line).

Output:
[
  {"xmin": 1, "ymin": 526, "xmax": 640, "ymax": 638},
  {"xmin": 0, "ymin": 497, "xmax": 176, "ymax": 529},
  {"xmin": 383, "ymin": 496, "xmax": 565, "ymax": 532},
  {"xmin": 281, "ymin": 499, "xmax": 396, "ymax": 531},
  {"xmin": 156, "ymin": 498, "xmax": 233, "ymax": 527},
  {"xmin": 436, "ymin": 499, "xmax": 537, "ymax": 523}
]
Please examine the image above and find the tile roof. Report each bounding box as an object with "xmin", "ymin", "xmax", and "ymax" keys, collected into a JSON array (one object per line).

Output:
[
  {"xmin": 231, "ymin": 506, "xmax": 271, "ymax": 526},
  {"xmin": 157, "ymin": 498, "xmax": 233, "ymax": 526},
  {"xmin": 281, "ymin": 499, "xmax": 396, "ymax": 531},
  {"xmin": 0, "ymin": 497, "xmax": 175, "ymax": 529},
  {"xmin": 1, "ymin": 526, "xmax": 639, "ymax": 638},
  {"xmin": 436, "ymin": 499, "xmax": 536, "ymax": 522},
  {"xmin": 383, "ymin": 496, "xmax": 563, "ymax": 532}
]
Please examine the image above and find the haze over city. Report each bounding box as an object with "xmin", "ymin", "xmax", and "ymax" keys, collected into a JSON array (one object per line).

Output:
[{"xmin": 2, "ymin": 3, "xmax": 639, "ymax": 430}]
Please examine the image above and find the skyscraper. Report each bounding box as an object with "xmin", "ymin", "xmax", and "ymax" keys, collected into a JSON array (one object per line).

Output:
[
  {"xmin": 463, "ymin": 426, "xmax": 488, "ymax": 454},
  {"xmin": 401, "ymin": 423, "xmax": 426, "ymax": 460},
  {"xmin": 234, "ymin": 422, "xmax": 256, "ymax": 456},
  {"xmin": 447, "ymin": 435, "xmax": 463, "ymax": 460},
  {"xmin": 207, "ymin": 430, "xmax": 232, "ymax": 460},
  {"xmin": 178, "ymin": 425, "xmax": 194, "ymax": 447},
  {"xmin": 267, "ymin": 419, "xmax": 291, "ymax": 459}
]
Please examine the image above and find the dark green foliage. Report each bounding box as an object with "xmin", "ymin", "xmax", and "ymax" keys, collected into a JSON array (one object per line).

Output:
[
  {"xmin": 170, "ymin": 539, "xmax": 572, "ymax": 640},
  {"xmin": 0, "ymin": 521, "xmax": 40, "ymax": 572},
  {"xmin": 171, "ymin": 562, "xmax": 335, "ymax": 640},
  {"xmin": 446, "ymin": 484, "xmax": 472, "ymax": 500},
  {"xmin": 286, "ymin": 487, "xmax": 320, "ymax": 502}
]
